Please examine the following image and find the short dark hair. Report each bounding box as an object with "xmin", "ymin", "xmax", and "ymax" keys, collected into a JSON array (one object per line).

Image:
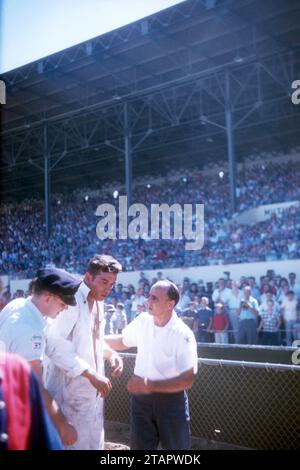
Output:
[
  {"xmin": 28, "ymin": 278, "xmax": 37, "ymax": 295},
  {"xmin": 87, "ymin": 254, "xmax": 122, "ymax": 276},
  {"xmin": 166, "ymin": 281, "xmax": 180, "ymax": 306},
  {"xmin": 152, "ymin": 280, "xmax": 180, "ymax": 306},
  {"xmin": 33, "ymin": 280, "xmax": 46, "ymax": 296},
  {"xmin": 155, "ymin": 279, "xmax": 180, "ymax": 307}
]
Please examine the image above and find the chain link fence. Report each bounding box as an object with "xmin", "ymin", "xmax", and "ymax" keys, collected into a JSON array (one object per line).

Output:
[{"xmin": 105, "ymin": 354, "xmax": 300, "ymax": 450}]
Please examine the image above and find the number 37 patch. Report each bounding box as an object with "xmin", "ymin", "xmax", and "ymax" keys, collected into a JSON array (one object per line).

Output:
[{"xmin": 31, "ymin": 334, "xmax": 43, "ymax": 350}]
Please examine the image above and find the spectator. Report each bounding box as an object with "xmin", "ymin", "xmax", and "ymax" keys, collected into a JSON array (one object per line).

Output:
[
  {"xmin": 292, "ymin": 309, "xmax": 300, "ymax": 341},
  {"xmin": 276, "ymin": 279, "xmax": 289, "ymax": 304},
  {"xmin": 211, "ymin": 302, "xmax": 229, "ymax": 344},
  {"xmin": 113, "ymin": 303, "xmax": 127, "ymax": 333},
  {"xmin": 247, "ymin": 277, "xmax": 261, "ymax": 302},
  {"xmin": 212, "ymin": 278, "xmax": 230, "ymax": 305},
  {"xmin": 13, "ymin": 289, "xmax": 25, "ymax": 299},
  {"xmin": 181, "ymin": 302, "xmax": 198, "ymax": 336},
  {"xmin": 104, "ymin": 305, "xmax": 116, "ymax": 335},
  {"xmin": 195, "ymin": 297, "xmax": 213, "ymax": 343},
  {"xmin": 131, "ymin": 288, "xmax": 146, "ymax": 321},
  {"xmin": 121, "ymin": 291, "xmax": 132, "ymax": 324},
  {"xmin": 260, "ymin": 284, "xmax": 272, "ymax": 305},
  {"xmin": 281, "ymin": 291, "xmax": 298, "ymax": 346},
  {"xmin": 136, "ymin": 303, "xmax": 146, "ymax": 316},
  {"xmin": 288, "ymin": 273, "xmax": 300, "ymax": 298},
  {"xmin": 258, "ymin": 300, "xmax": 281, "ymax": 346},
  {"xmin": 0, "ymin": 291, "xmax": 11, "ymax": 312},
  {"xmin": 114, "ymin": 284, "xmax": 124, "ymax": 301},
  {"xmin": 259, "ymin": 292, "xmax": 280, "ymax": 316},
  {"xmin": 226, "ymin": 280, "xmax": 243, "ymax": 343},
  {"xmin": 176, "ymin": 286, "xmax": 191, "ymax": 314},
  {"xmin": 237, "ymin": 286, "xmax": 259, "ymax": 345}
]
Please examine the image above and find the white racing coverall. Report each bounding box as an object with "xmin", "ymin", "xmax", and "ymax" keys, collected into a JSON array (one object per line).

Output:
[{"xmin": 45, "ymin": 282, "xmax": 105, "ymax": 450}]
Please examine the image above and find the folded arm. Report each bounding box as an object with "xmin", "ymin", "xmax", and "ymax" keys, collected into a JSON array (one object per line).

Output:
[{"xmin": 127, "ymin": 368, "xmax": 195, "ymax": 395}]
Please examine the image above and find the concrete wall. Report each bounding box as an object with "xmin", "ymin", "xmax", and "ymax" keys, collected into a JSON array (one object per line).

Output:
[
  {"xmin": 7, "ymin": 259, "xmax": 300, "ymax": 294},
  {"xmin": 116, "ymin": 259, "xmax": 300, "ymax": 286}
]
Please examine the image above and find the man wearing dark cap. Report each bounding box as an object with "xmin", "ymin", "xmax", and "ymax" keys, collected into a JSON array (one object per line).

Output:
[
  {"xmin": 104, "ymin": 304, "xmax": 116, "ymax": 335},
  {"xmin": 0, "ymin": 267, "xmax": 81, "ymax": 446},
  {"xmin": 105, "ymin": 280, "xmax": 198, "ymax": 450},
  {"xmin": 45, "ymin": 254, "xmax": 124, "ymax": 450}
]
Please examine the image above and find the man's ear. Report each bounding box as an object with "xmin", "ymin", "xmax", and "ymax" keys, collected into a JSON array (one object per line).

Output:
[
  {"xmin": 85, "ymin": 272, "xmax": 92, "ymax": 284},
  {"xmin": 43, "ymin": 292, "xmax": 52, "ymax": 304}
]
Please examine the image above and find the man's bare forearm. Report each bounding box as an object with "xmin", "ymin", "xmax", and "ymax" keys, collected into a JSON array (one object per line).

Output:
[
  {"xmin": 148, "ymin": 370, "xmax": 195, "ymax": 393},
  {"xmin": 104, "ymin": 334, "xmax": 129, "ymax": 351},
  {"xmin": 127, "ymin": 369, "xmax": 195, "ymax": 395}
]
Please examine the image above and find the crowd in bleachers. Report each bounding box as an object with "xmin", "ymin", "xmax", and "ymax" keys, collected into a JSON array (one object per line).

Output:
[
  {"xmin": 2, "ymin": 269, "xmax": 300, "ymax": 347},
  {"xmin": 0, "ymin": 270, "xmax": 300, "ymax": 346},
  {"xmin": 102, "ymin": 269, "xmax": 300, "ymax": 347},
  {"xmin": 0, "ymin": 160, "xmax": 300, "ymax": 277}
]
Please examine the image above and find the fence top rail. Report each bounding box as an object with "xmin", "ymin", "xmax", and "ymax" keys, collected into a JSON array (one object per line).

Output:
[
  {"xmin": 197, "ymin": 357, "xmax": 300, "ymax": 371},
  {"xmin": 120, "ymin": 353, "xmax": 300, "ymax": 371},
  {"xmin": 197, "ymin": 343, "xmax": 297, "ymax": 351}
]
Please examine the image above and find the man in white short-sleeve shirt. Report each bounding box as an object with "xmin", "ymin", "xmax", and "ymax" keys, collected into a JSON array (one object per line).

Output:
[
  {"xmin": 105, "ymin": 280, "xmax": 198, "ymax": 450},
  {"xmin": 281, "ymin": 290, "xmax": 298, "ymax": 346},
  {"xmin": 0, "ymin": 268, "xmax": 81, "ymax": 446}
]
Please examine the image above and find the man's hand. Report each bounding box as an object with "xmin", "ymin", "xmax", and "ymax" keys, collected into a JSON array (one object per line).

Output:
[
  {"xmin": 127, "ymin": 375, "xmax": 152, "ymax": 395},
  {"xmin": 57, "ymin": 419, "xmax": 78, "ymax": 446},
  {"xmin": 85, "ymin": 370, "xmax": 112, "ymax": 397},
  {"xmin": 28, "ymin": 359, "xmax": 78, "ymax": 446},
  {"xmin": 109, "ymin": 351, "xmax": 123, "ymax": 378}
]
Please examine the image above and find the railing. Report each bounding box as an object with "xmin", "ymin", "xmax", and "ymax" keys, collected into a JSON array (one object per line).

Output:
[{"xmin": 105, "ymin": 354, "xmax": 300, "ymax": 450}]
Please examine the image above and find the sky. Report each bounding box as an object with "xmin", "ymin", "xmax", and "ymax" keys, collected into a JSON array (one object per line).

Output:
[{"xmin": 0, "ymin": 0, "xmax": 185, "ymax": 73}]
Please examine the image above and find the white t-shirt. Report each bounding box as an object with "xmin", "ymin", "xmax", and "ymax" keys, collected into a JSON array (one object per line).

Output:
[
  {"xmin": 281, "ymin": 299, "xmax": 297, "ymax": 321},
  {"xmin": 122, "ymin": 311, "xmax": 198, "ymax": 381},
  {"xmin": 0, "ymin": 297, "xmax": 47, "ymax": 361},
  {"xmin": 288, "ymin": 283, "xmax": 300, "ymax": 298},
  {"xmin": 131, "ymin": 295, "xmax": 147, "ymax": 312},
  {"xmin": 212, "ymin": 287, "xmax": 231, "ymax": 304},
  {"xmin": 226, "ymin": 290, "xmax": 243, "ymax": 309}
]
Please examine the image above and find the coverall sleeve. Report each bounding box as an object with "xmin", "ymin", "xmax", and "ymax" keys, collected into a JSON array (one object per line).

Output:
[{"xmin": 45, "ymin": 307, "xmax": 90, "ymax": 378}]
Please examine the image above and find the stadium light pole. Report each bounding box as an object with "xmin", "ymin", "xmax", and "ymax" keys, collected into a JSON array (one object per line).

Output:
[
  {"xmin": 124, "ymin": 101, "xmax": 132, "ymax": 206},
  {"xmin": 225, "ymin": 69, "xmax": 237, "ymax": 215},
  {"xmin": 44, "ymin": 124, "xmax": 51, "ymax": 237}
]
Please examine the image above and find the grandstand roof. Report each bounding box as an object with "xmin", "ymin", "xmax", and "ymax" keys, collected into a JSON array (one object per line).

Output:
[{"xmin": 1, "ymin": 0, "xmax": 300, "ymax": 197}]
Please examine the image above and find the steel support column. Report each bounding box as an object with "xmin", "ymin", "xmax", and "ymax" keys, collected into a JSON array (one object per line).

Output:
[
  {"xmin": 44, "ymin": 124, "xmax": 51, "ymax": 237},
  {"xmin": 124, "ymin": 101, "xmax": 132, "ymax": 206},
  {"xmin": 225, "ymin": 70, "xmax": 237, "ymax": 215}
]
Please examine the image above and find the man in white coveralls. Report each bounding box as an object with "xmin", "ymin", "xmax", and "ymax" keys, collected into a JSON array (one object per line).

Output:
[{"xmin": 45, "ymin": 255, "xmax": 123, "ymax": 450}]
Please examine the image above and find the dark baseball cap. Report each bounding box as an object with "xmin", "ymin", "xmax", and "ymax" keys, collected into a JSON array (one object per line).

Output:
[
  {"xmin": 36, "ymin": 268, "xmax": 81, "ymax": 306},
  {"xmin": 106, "ymin": 304, "xmax": 116, "ymax": 313}
]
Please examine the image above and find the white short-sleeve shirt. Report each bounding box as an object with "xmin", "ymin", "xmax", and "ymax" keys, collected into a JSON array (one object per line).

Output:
[
  {"xmin": 281, "ymin": 298, "xmax": 297, "ymax": 321},
  {"xmin": 122, "ymin": 311, "xmax": 198, "ymax": 381},
  {"xmin": 0, "ymin": 297, "xmax": 47, "ymax": 362}
]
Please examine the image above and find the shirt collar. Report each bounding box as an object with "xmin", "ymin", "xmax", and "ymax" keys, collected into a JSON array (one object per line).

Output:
[
  {"xmin": 27, "ymin": 297, "xmax": 47, "ymax": 328},
  {"xmin": 78, "ymin": 281, "xmax": 91, "ymax": 301}
]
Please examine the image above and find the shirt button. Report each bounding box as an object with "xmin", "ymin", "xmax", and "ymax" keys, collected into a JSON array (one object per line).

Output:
[
  {"xmin": 0, "ymin": 401, "xmax": 6, "ymax": 410},
  {"xmin": 0, "ymin": 433, "xmax": 8, "ymax": 443}
]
